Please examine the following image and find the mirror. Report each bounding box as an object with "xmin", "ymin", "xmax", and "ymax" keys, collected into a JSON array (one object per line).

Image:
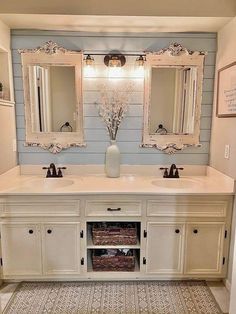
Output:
[
  {"xmin": 142, "ymin": 43, "xmax": 206, "ymax": 154},
  {"xmin": 19, "ymin": 41, "xmax": 84, "ymax": 153},
  {"xmin": 149, "ymin": 66, "xmax": 197, "ymax": 135},
  {"xmin": 29, "ymin": 65, "xmax": 77, "ymax": 133}
]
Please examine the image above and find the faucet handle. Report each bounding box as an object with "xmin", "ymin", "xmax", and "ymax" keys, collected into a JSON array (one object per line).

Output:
[
  {"xmin": 42, "ymin": 167, "xmax": 51, "ymax": 178},
  {"xmin": 57, "ymin": 167, "xmax": 67, "ymax": 177},
  {"xmin": 174, "ymin": 167, "xmax": 184, "ymax": 178},
  {"xmin": 159, "ymin": 167, "xmax": 169, "ymax": 178}
]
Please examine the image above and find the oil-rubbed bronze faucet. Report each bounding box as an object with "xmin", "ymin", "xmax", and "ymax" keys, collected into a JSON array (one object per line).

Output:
[
  {"xmin": 159, "ymin": 164, "xmax": 184, "ymax": 178},
  {"xmin": 42, "ymin": 163, "xmax": 67, "ymax": 178}
]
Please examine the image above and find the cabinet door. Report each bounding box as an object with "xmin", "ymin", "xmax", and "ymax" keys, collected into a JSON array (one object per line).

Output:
[
  {"xmin": 146, "ymin": 222, "xmax": 184, "ymax": 274},
  {"xmin": 42, "ymin": 223, "xmax": 80, "ymax": 275},
  {"xmin": 1, "ymin": 223, "xmax": 42, "ymax": 276},
  {"xmin": 184, "ymin": 222, "xmax": 225, "ymax": 275}
]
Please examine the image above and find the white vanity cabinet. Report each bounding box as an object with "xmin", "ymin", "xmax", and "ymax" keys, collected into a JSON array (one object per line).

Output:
[
  {"xmin": 145, "ymin": 221, "xmax": 227, "ymax": 277},
  {"xmin": 0, "ymin": 194, "xmax": 233, "ymax": 281},
  {"xmin": 184, "ymin": 222, "xmax": 225, "ymax": 275},
  {"xmin": 42, "ymin": 223, "xmax": 81, "ymax": 275},
  {"xmin": 1, "ymin": 222, "xmax": 81, "ymax": 278},
  {"xmin": 145, "ymin": 195, "xmax": 232, "ymax": 279},
  {"xmin": 0, "ymin": 197, "xmax": 82, "ymax": 279},
  {"xmin": 146, "ymin": 222, "xmax": 184, "ymax": 274},
  {"xmin": 1, "ymin": 223, "xmax": 42, "ymax": 276}
]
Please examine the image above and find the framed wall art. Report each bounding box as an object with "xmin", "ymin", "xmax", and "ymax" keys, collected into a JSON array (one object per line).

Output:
[{"xmin": 216, "ymin": 61, "xmax": 236, "ymax": 117}]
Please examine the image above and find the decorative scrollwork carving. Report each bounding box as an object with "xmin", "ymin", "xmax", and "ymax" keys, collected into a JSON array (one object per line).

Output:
[
  {"xmin": 157, "ymin": 42, "xmax": 193, "ymax": 56},
  {"xmin": 24, "ymin": 142, "xmax": 86, "ymax": 154},
  {"xmin": 140, "ymin": 143, "xmax": 201, "ymax": 154},
  {"xmin": 18, "ymin": 40, "xmax": 79, "ymax": 55},
  {"xmin": 147, "ymin": 43, "xmax": 206, "ymax": 57},
  {"xmin": 41, "ymin": 143, "xmax": 66, "ymax": 154}
]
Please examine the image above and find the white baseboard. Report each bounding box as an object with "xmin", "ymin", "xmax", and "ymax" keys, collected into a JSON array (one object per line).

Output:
[{"xmin": 224, "ymin": 278, "xmax": 231, "ymax": 291}]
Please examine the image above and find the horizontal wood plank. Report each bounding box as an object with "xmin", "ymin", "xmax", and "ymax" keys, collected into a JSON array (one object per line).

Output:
[{"xmin": 12, "ymin": 32, "xmax": 215, "ymax": 165}]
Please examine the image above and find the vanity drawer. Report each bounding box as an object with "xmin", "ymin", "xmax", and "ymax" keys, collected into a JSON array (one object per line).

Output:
[
  {"xmin": 0, "ymin": 200, "xmax": 80, "ymax": 217},
  {"xmin": 85, "ymin": 200, "xmax": 142, "ymax": 217},
  {"xmin": 147, "ymin": 197, "xmax": 228, "ymax": 218}
]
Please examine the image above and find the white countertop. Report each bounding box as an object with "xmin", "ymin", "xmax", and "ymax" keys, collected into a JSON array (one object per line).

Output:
[{"xmin": 0, "ymin": 165, "xmax": 234, "ymax": 196}]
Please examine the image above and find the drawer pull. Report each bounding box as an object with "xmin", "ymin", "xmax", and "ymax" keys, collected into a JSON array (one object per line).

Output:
[
  {"xmin": 193, "ymin": 229, "xmax": 198, "ymax": 234},
  {"xmin": 175, "ymin": 229, "xmax": 180, "ymax": 234},
  {"xmin": 28, "ymin": 229, "xmax": 34, "ymax": 234},
  {"xmin": 107, "ymin": 207, "xmax": 121, "ymax": 212},
  {"xmin": 47, "ymin": 229, "xmax": 52, "ymax": 234}
]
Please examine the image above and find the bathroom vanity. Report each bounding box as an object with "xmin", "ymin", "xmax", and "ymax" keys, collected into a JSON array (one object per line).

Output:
[{"xmin": 0, "ymin": 166, "xmax": 234, "ymax": 281}]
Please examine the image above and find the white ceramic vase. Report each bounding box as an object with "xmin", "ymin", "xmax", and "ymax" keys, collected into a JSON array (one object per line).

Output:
[{"xmin": 105, "ymin": 140, "xmax": 120, "ymax": 178}]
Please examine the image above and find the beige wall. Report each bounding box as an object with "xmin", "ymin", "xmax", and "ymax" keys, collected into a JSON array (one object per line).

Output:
[
  {"xmin": 229, "ymin": 200, "xmax": 236, "ymax": 314},
  {"xmin": 0, "ymin": 20, "xmax": 10, "ymax": 49},
  {"xmin": 0, "ymin": 105, "xmax": 17, "ymax": 174},
  {"xmin": 0, "ymin": 19, "xmax": 10, "ymax": 48},
  {"xmin": 0, "ymin": 19, "xmax": 14, "ymax": 102},
  {"xmin": 0, "ymin": 19, "xmax": 17, "ymax": 175},
  {"xmin": 210, "ymin": 18, "xmax": 236, "ymax": 310},
  {"xmin": 210, "ymin": 17, "xmax": 236, "ymax": 178}
]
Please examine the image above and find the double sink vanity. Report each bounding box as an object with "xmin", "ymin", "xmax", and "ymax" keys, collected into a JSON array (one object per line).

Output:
[
  {"xmin": 0, "ymin": 165, "xmax": 234, "ymax": 281},
  {"xmin": 0, "ymin": 39, "xmax": 233, "ymax": 282}
]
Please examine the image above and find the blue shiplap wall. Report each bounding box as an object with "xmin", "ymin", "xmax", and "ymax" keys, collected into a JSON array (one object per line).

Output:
[{"xmin": 11, "ymin": 30, "xmax": 216, "ymax": 165}]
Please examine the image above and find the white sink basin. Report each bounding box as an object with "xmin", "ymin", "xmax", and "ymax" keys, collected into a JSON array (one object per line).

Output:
[
  {"xmin": 27, "ymin": 178, "xmax": 74, "ymax": 189},
  {"xmin": 151, "ymin": 178, "xmax": 197, "ymax": 189}
]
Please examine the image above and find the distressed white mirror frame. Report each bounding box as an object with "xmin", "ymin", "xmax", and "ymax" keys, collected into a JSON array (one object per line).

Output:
[
  {"xmin": 19, "ymin": 41, "xmax": 85, "ymax": 154},
  {"xmin": 142, "ymin": 43, "xmax": 206, "ymax": 154}
]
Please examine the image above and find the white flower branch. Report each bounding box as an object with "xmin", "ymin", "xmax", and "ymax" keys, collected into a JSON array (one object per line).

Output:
[{"xmin": 97, "ymin": 83, "xmax": 133, "ymax": 140}]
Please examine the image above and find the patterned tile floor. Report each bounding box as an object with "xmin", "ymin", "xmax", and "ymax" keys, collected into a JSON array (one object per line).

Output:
[{"xmin": 0, "ymin": 281, "xmax": 230, "ymax": 314}]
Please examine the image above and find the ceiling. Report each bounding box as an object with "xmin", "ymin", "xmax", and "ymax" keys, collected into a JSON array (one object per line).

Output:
[
  {"xmin": 0, "ymin": 0, "xmax": 235, "ymax": 33},
  {"xmin": 0, "ymin": 15, "xmax": 233, "ymax": 33},
  {"xmin": 0, "ymin": 0, "xmax": 235, "ymax": 17}
]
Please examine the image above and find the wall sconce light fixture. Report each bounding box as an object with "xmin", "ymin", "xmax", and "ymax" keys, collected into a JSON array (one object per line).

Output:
[
  {"xmin": 136, "ymin": 55, "xmax": 145, "ymax": 66},
  {"xmin": 84, "ymin": 54, "xmax": 95, "ymax": 77},
  {"xmin": 84, "ymin": 54, "xmax": 94, "ymax": 66},
  {"xmin": 104, "ymin": 54, "xmax": 126, "ymax": 67}
]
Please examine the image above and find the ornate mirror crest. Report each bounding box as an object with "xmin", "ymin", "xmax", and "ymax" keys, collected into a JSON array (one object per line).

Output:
[
  {"xmin": 18, "ymin": 40, "xmax": 79, "ymax": 55},
  {"xmin": 148, "ymin": 42, "xmax": 206, "ymax": 57},
  {"xmin": 19, "ymin": 41, "xmax": 85, "ymax": 153},
  {"xmin": 142, "ymin": 43, "xmax": 206, "ymax": 154}
]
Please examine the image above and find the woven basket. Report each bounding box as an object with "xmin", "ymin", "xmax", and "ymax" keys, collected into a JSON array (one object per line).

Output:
[
  {"xmin": 92, "ymin": 250, "xmax": 135, "ymax": 271},
  {"xmin": 92, "ymin": 223, "xmax": 137, "ymax": 245}
]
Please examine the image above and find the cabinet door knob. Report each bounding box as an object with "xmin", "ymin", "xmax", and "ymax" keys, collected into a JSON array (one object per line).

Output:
[
  {"xmin": 47, "ymin": 229, "xmax": 52, "ymax": 234},
  {"xmin": 175, "ymin": 229, "xmax": 180, "ymax": 234},
  {"xmin": 28, "ymin": 229, "xmax": 34, "ymax": 234},
  {"xmin": 107, "ymin": 207, "xmax": 121, "ymax": 211},
  {"xmin": 193, "ymin": 229, "xmax": 198, "ymax": 234}
]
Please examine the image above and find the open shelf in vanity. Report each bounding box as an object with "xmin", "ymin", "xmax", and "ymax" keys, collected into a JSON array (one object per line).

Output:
[
  {"xmin": 87, "ymin": 249, "xmax": 141, "ymax": 273},
  {"xmin": 86, "ymin": 222, "xmax": 141, "ymax": 272}
]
